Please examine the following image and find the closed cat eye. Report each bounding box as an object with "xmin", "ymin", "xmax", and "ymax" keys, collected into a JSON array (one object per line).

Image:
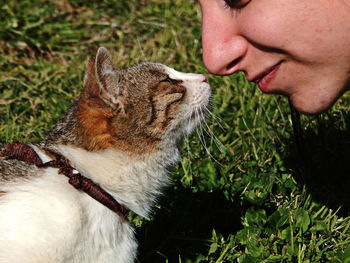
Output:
[{"xmin": 163, "ymin": 76, "xmax": 183, "ymax": 85}]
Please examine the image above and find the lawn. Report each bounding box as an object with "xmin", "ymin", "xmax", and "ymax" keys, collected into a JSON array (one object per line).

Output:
[{"xmin": 1, "ymin": 0, "xmax": 350, "ymax": 262}]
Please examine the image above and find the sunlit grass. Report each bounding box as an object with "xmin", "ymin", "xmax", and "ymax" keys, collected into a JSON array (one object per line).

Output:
[{"xmin": 1, "ymin": 0, "xmax": 349, "ymax": 262}]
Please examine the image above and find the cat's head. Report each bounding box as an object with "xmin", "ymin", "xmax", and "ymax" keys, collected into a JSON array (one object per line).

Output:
[{"xmin": 76, "ymin": 47, "xmax": 211, "ymax": 154}]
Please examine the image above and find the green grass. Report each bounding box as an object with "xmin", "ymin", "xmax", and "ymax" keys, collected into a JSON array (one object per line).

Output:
[{"xmin": 1, "ymin": 0, "xmax": 350, "ymax": 262}]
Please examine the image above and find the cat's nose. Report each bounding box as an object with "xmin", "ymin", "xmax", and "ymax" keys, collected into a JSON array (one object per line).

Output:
[{"xmin": 195, "ymin": 74, "xmax": 207, "ymax": 83}]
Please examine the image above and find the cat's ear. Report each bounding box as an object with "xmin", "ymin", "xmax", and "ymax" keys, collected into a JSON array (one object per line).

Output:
[
  {"xmin": 83, "ymin": 47, "xmax": 122, "ymax": 110},
  {"xmin": 95, "ymin": 47, "xmax": 123, "ymax": 109}
]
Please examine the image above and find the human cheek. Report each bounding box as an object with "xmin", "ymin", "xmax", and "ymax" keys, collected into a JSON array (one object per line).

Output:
[
  {"xmin": 240, "ymin": 1, "xmax": 328, "ymax": 62},
  {"xmin": 238, "ymin": 5, "xmax": 289, "ymax": 51}
]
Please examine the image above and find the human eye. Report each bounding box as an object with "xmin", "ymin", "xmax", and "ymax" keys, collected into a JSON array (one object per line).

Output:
[{"xmin": 223, "ymin": 0, "xmax": 251, "ymax": 9}]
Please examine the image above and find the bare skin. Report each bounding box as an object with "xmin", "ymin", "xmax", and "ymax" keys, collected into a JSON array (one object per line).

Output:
[{"xmin": 199, "ymin": 0, "xmax": 350, "ymax": 114}]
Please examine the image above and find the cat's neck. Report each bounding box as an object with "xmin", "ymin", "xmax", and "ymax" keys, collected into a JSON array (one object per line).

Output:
[{"xmin": 50, "ymin": 143, "xmax": 180, "ymax": 217}]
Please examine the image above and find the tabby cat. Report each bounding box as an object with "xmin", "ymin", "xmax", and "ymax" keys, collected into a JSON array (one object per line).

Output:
[{"xmin": 0, "ymin": 47, "xmax": 211, "ymax": 263}]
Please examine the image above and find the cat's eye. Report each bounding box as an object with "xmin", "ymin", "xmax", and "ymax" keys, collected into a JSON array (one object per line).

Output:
[
  {"xmin": 163, "ymin": 76, "xmax": 183, "ymax": 85},
  {"xmin": 223, "ymin": 0, "xmax": 251, "ymax": 9}
]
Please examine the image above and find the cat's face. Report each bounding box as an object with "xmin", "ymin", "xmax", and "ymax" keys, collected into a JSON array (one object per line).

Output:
[{"xmin": 77, "ymin": 47, "xmax": 211, "ymax": 154}]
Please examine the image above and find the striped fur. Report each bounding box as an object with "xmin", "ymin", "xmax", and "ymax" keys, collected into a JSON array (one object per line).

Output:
[{"xmin": 0, "ymin": 47, "xmax": 211, "ymax": 263}]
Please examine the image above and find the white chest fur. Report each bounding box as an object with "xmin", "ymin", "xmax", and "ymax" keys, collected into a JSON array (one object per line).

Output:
[
  {"xmin": 56, "ymin": 144, "xmax": 180, "ymax": 217},
  {"xmin": 0, "ymin": 143, "xmax": 180, "ymax": 263},
  {"xmin": 0, "ymin": 169, "xmax": 136, "ymax": 263}
]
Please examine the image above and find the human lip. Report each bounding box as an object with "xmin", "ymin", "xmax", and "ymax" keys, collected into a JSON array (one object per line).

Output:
[{"xmin": 250, "ymin": 62, "xmax": 282, "ymax": 92}]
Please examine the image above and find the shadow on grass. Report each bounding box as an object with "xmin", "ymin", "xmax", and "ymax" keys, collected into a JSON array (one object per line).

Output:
[
  {"xmin": 136, "ymin": 187, "xmax": 242, "ymax": 262},
  {"xmin": 286, "ymin": 113, "xmax": 350, "ymax": 216}
]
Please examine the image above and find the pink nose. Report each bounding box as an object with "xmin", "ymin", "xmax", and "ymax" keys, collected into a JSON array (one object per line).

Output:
[{"xmin": 202, "ymin": 76, "xmax": 207, "ymax": 83}]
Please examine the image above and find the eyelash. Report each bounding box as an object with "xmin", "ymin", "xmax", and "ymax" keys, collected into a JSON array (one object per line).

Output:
[{"xmin": 223, "ymin": 0, "xmax": 250, "ymax": 10}]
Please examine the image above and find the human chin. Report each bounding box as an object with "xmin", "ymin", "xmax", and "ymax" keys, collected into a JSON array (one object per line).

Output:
[{"xmin": 288, "ymin": 83, "xmax": 347, "ymax": 115}]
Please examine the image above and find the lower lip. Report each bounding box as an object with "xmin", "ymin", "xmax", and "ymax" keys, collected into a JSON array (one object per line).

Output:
[{"xmin": 257, "ymin": 63, "xmax": 281, "ymax": 92}]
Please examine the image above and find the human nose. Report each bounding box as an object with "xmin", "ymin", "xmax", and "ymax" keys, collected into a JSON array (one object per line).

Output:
[{"xmin": 200, "ymin": 7, "xmax": 248, "ymax": 76}]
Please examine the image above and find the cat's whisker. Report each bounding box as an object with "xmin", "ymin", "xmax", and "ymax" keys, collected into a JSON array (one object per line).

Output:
[
  {"xmin": 204, "ymin": 107, "xmax": 226, "ymax": 132},
  {"xmin": 194, "ymin": 108, "xmax": 222, "ymax": 165},
  {"xmin": 195, "ymin": 128, "xmax": 209, "ymax": 155},
  {"xmin": 196, "ymin": 127, "xmax": 222, "ymax": 166},
  {"xmin": 199, "ymin": 108, "xmax": 227, "ymax": 154},
  {"xmin": 194, "ymin": 108, "xmax": 204, "ymax": 139},
  {"xmin": 205, "ymin": 110, "xmax": 227, "ymax": 156},
  {"xmin": 196, "ymin": 108, "xmax": 205, "ymax": 134}
]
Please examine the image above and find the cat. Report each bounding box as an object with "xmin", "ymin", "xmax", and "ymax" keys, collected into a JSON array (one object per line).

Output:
[{"xmin": 0, "ymin": 47, "xmax": 211, "ymax": 263}]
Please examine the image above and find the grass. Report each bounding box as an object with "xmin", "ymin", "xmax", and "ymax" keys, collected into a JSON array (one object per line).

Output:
[{"xmin": 1, "ymin": 0, "xmax": 350, "ymax": 262}]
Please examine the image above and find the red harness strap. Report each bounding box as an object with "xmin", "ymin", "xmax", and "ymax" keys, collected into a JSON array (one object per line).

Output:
[{"xmin": 1, "ymin": 139, "xmax": 128, "ymax": 221}]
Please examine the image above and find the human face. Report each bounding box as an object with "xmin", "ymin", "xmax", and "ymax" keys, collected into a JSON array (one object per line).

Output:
[{"xmin": 199, "ymin": 0, "xmax": 350, "ymax": 114}]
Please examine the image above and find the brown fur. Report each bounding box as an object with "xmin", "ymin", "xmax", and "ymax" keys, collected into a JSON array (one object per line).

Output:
[
  {"xmin": 1, "ymin": 48, "xmax": 190, "ymax": 161},
  {"xmin": 67, "ymin": 49, "xmax": 187, "ymax": 154},
  {"xmin": 0, "ymin": 47, "xmax": 210, "ymax": 263},
  {"xmin": 40, "ymin": 48, "xmax": 190, "ymax": 156},
  {"xmin": 76, "ymin": 98, "xmax": 117, "ymax": 151}
]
